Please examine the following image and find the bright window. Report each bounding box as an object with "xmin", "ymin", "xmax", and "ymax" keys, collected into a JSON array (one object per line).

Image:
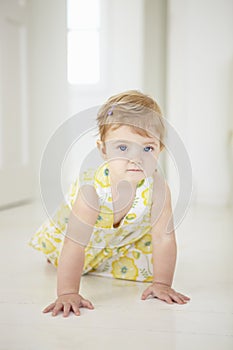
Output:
[{"xmin": 67, "ymin": 0, "xmax": 100, "ymax": 85}]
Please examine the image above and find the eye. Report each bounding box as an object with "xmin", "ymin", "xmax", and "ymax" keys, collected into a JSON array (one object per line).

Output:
[
  {"xmin": 118, "ymin": 145, "xmax": 128, "ymax": 152},
  {"xmin": 144, "ymin": 146, "xmax": 154, "ymax": 152}
]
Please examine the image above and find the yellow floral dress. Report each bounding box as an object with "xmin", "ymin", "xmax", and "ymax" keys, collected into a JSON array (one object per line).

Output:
[{"xmin": 28, "ymin": 162, "xmax": 155, "ymax": 282}]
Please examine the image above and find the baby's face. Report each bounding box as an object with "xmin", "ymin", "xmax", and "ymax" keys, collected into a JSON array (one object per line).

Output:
[{"xmin": 97, "ymin": 125, "xmax": 161, "ymax": 185}]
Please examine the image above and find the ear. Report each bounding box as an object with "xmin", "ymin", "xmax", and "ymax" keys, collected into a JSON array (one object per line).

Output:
[
  {"xmin": 96, "ymin": 139, "xmax": 107, "ymax": 159},
  {"xmin": 160, "ymin": 143, "xmax": 165, "ymax": 152}
]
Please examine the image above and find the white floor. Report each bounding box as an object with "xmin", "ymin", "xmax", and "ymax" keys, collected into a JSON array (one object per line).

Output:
[{"xmin": 0, "ymin": 200, "xmax": 232, "ymax": 350}]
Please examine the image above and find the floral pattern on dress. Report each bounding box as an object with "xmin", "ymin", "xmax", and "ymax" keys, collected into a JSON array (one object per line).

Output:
[{"xmin": 27, "ymin": 161, "xmax": 155, "ymax": 282}]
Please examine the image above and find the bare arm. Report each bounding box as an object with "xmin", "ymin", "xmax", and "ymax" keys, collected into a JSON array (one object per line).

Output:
[
  {"xmin": 151, "ymin": 231, "xmax": 177, "ymax": 287},
  {"xmin": 57, "ymin": 239, "xmax": 86, "ymax": 296},
  {"xmin": 150, "ymin": 173, "xmax": 177, "ymax": 287},
  {"xmin": 42, "ymin": 184, "xmax": 100, "ymax": 316},
  {"xmin": 141, "ymin": 172, "xmax": 190, "ymax": 304},
  {"xmin": 57, "ymin": 184, "xmax": 100, "ymax": 296}
]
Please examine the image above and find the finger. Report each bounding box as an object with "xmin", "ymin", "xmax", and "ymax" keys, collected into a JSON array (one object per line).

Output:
[
  {"xmin": 141, "ymin": 288, "xmax": 153, "ymax": 300},
  {"xmin": 71, "ymin": 303, "xmax": 81, "ymax": 316},
  {"xmin": 63, "ymin": 303, "xmax": 71, "ymax": 317},
  {"xmin": 170, "ymin": 293, "xmax": 186, "ymax": 304},
  {"xmin": 176, "ymin": 293, "xmax": 191, "ymax": 301},
  {"xmin": 161, "ymin": 294, "xmax": 174, "ymax": 304},
  {"xmin": 179, "ymin": 294, "xmax": 191, "ymax": 300},
  {"xmin": 43, "ymin": 302, "xmax": 56, "ymax": 313},
  {"xmin": 52, "ymin": 303, "xmax": 63, "ymax": 317},
  {"xmin": 81, "ymin": 299, "xmax": 95, "ymax": 309}
]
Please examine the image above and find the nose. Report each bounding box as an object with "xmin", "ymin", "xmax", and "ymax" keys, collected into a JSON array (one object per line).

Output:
[{"xmin": 128, "ymin": 147, "xmax": 143, "ymax": 165}]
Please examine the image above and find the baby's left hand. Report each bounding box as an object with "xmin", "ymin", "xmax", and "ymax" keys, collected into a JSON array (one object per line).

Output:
[{"xmin": 141, "ymin": 282, "xmax": 191, "ymax": 304}]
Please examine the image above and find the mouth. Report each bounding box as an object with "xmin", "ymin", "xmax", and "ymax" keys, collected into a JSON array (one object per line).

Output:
[{"xmin": 127, "ymin": 169, "xmax": 142, "ymax": 172}]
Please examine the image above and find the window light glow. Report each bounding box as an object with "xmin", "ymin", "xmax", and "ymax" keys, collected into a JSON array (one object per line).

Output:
[{"xmin": 67, "ymin": 0, "xmax": 100, "ymax": 85}]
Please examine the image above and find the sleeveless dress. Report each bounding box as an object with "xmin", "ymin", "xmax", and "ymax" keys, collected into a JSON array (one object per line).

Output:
[{"xmin": 28, "ymin": 162, "xmax": 155, "ymax": 282}]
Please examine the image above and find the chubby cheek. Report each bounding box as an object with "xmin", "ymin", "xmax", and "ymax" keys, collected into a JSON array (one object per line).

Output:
[
  {"xmin": 143, "ymin": 157, "xmax": 158, "ymax": 175},
  {"xmin": 107, "ymin": 160, "xmax": 128, "ymax": 174}
]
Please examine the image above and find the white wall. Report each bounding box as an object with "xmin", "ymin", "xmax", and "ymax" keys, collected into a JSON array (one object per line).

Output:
[
  {"xmin": 166, "ymin": 0, "xmax": 233, "ymax": 207},
  {"xmin": 28, "ymin": 0, "xmax": 68, "ymax": 200},
  {"xmin": 143, "ymin": 0, "xmax": 167, "ymax": 111},
  {"xmin": 143, "ymin": 0, "xmax": 167, "ymax": 174}
]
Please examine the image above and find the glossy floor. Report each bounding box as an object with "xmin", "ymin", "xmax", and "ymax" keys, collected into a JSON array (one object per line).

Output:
[{"xmin": 0, "ymin": 201, "xmax": 232, "ymax": 350}]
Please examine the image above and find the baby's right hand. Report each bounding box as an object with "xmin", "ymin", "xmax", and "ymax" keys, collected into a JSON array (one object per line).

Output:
[{"xmin": 42, "ymin": 293, "xmax": 95, "ymax": 317}]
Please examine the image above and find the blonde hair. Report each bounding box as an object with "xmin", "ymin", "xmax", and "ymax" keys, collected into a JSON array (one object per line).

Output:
[{"xmin": 96, "ymin": 90, "xmax": 165, "ymax": 149}]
